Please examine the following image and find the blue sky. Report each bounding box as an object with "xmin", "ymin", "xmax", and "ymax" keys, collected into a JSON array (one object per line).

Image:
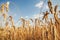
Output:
[{"xmin": 0, "ymin": 0, "xmax": 60, "ymax": 22}]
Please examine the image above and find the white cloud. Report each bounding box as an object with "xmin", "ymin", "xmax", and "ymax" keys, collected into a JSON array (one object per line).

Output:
[
  {"xmin": 7, "ymin": 1, "xmax": 10, "ymax": 5},
  {"xmin": 33, "ymin": 13, "xmax": 43, "ymax": 18},
  {"xmin": 35, "ymin": 1, "xmax": 49, "ymax": 10},
  {"xmin": 35, "ymin": 1, "xmax": 44, "ymax": 8},
  {"xmin": 46, "ymin": 5, "xmax": 49, "ymax": 9},
  {"xmin": 25, "ymin": 16, "xmax": 28, "ymax": 18},
  {"xmin": 7, "ymin": 2, "xmax": 10, "ymax": 4},
  {"xmin": 12, "ymin": 14, "xmax": 16, "ymax": 18}
]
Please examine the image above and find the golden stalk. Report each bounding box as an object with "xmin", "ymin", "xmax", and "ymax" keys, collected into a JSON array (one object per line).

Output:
[{"xmin": 0, "ymin": 0, "xmax": 60, "ymax": 40}]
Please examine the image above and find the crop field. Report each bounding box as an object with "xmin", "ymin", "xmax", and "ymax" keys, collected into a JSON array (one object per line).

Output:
[{"xmin": 0, "ymin": 0, "xmax": 60, "ymax": 40}]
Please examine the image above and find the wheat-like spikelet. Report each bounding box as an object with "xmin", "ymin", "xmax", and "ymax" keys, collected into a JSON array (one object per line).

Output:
[
  {"xmin": 1, "ymin": 4, "xmax": 5, "ymax": 13},
  {"xmin": 0, "ymin": 0, "xmax": 60, "ymax": 40},
  {"xmin": 2, "ymin": 13, "xmax": 7, "ymax": 21},
  {"xmin": 43, "ymin": 11, "xmax": 49, "ymax": 22},
  {"xmin": 20, "ymin": 17, "xmax": 25, "ymax": 28}
]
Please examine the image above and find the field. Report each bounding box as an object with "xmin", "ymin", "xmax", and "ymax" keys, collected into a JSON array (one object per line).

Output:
[{"xmin": 0, "ymin": 0, "xmax": 60, "ymax": 40}]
